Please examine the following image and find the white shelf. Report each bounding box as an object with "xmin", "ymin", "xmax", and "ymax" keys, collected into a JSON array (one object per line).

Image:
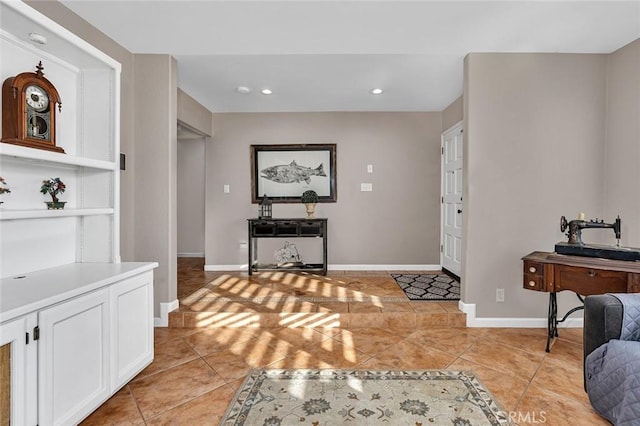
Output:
[
  {"xmin": 0, "ymin": 143, "xmax": 116, "ymax": 171},
  {"xmin": 0, "ymin": 208, "xmax": 114, "ymax": 220}
]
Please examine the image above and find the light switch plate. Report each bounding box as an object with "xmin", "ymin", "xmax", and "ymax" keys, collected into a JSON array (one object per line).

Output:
[
  {"xmin": 361, "ymin": 183, "xmax": 373, "ymax": 192},
  {"xmin": 367, "ymin": 164, "xmax": 373, "ymax": 173},
  {"xmin": 223, "ymin": 184, "xmax": 230, "ymax": 193}
]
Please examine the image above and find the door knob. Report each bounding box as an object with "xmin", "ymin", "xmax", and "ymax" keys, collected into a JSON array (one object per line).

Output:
[{"xmin": 457, "ymin": 209, "xmax": 462, "ymax": 214}]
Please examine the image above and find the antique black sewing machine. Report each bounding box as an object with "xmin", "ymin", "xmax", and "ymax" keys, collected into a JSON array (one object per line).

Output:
[{"xmin": 555, "ymin": 215, "xmax": 640, "ymax": 261}]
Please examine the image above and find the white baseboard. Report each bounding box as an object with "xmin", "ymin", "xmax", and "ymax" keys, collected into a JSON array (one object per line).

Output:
[
  {"xmin": 204, "ymin": 264, "xmax": 248, "ymax": 271},
  {"xmin": 178, "ymin": 252, "xmax": 204, "ymax": 258},
  {"xmin": 458, "ymin": 301, "xmax": 584, "ymax": 328},
  {"xmin": 203, "ymin": 264, "xmax": 442, "ymax": 271},
  {"xmin": 154, "ymin": 299, "xmax": 179, "ymax": 327},
  {"xmin": 329, "ymin": 264, "xmax": 442, "ymax": 271}
]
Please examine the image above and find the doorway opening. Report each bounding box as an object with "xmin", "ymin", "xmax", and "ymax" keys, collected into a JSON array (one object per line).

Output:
[{"xmin": 177, "ymin": 121, "xmax": 208, "ymax": 258}]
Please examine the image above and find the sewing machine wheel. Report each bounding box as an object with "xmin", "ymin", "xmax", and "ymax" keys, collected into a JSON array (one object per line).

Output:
[{"xmin": 560, "ymin": 215, "xmax": 568, "ymax": 232}]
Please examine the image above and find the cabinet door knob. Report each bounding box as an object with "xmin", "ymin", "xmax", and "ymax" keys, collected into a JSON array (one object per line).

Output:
[
  {"xmin": 529, "ymin": 266, "xmax": 536, "ymax": 273},
  {"xmin": 528, "ymin": 280, "xmax": 536, "ymax": 287},
  {"xmin": 588, "ymin": 269, "xmax": 596, "ymax": 277}
]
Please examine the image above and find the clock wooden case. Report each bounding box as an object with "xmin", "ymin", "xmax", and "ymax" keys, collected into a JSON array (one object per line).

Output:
[{"xmin": 1, "ymin": 61, "xmax": 64, "ymax": 153}]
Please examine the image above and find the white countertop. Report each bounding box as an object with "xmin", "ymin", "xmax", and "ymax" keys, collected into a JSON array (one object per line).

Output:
[{"xmin": 1, "ymin": 262, "xmax": 159, "ymax": 323}]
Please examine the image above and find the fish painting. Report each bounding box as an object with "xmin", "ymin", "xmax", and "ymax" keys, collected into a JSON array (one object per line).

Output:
[{"xmin": 261, "ymin": 160, "xmax": 326, "ymax": 184}]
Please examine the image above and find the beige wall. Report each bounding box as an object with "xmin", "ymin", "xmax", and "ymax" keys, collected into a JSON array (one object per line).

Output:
[
  {"xmin": 177, "ymin": 89, "xmax": 214, "ymax": 137},
  {"xmin": 206, "ymin": 112, "xmax": 443, "ymax": 268},
  {"xmin": 27, "ymin": 1, "xmax": 137, "ymax": 261},
  {"xmin": 178, "ymin": 138, "xmax": 206, "ymax": 256},
  {"xmin": 442, "ymin": 96, "xmax": 463, "ymax": 131},
  {"xmin": 463, "ymin": 53, "xmax": 608, "ymax": 318},
  {"xmin": 133, "ymin": 55, "xmax": 178, "ymax": 316},
  {"xmin": 604, "ymin": 39, "xmax": 640, "ymax": 246}
]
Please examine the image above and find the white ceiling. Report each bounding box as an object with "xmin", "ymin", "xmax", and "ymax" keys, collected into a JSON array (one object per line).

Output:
[{"xmin": 60, "ymin": 1, "xmax": 640, "ymax": 113}]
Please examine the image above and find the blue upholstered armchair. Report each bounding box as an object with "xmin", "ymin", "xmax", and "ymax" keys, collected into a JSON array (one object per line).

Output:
[{"xmin": 584, "ymin": 294, "xmax": 640, "ymax": 425}]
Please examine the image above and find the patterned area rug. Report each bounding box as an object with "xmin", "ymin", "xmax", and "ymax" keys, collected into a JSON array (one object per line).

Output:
[
  {"xmin": 391, "ymin": 273, "xmax": 460, "ymax": 300},
  {"xmin": 221, "ymin": 369, "xmax": 511, "ymax": 425}
]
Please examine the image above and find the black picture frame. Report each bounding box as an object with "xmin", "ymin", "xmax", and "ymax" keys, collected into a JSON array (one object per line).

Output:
[{"xmin": 251, "ymin": 144, "xmax": 337, "ymax": 203}]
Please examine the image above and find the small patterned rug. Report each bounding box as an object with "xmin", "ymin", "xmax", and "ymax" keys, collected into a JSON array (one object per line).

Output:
[
  {"xmin": 391, "ymin": 273, "xmax": 460, "ymax": 301},
  {"xmin": 221, "ymin": 369, "xmax": 511, "ymax": 425}
]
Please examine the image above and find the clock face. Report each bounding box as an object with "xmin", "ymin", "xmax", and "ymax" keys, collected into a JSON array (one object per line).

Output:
[{"xmin": 25, "ymin": 85, "xmax": 49, "ymax": 112}]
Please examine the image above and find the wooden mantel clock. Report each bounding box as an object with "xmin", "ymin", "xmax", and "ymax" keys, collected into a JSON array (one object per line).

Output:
[{"xmin": 2, "ymin": 61, "xmax": 64, "ymax": 153}]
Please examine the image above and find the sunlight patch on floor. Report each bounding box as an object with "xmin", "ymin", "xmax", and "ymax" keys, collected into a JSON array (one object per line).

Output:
[
  {"xmin": 217, "ymin": 276, "xmax": 240, "ymax": 289},
  {"xmin": 279, "ymin": 312, "xmax": 341, "ymax": 328},
  {"xmin": 195, "ymin": 312, "xmax": 260, "ymax": 327}
]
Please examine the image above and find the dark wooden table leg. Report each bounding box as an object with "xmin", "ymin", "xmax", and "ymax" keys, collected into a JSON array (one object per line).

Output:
[
  {"xmin": 247, "ymin": 221, "xmax": 253, "ymax": 276},
  {"xmin": 546, "ymin": 292, "xmax": 557, "ymax": 352},
  {"xmin": 322, "ymin": 221, "xmax": 327, "ymax": 275}
]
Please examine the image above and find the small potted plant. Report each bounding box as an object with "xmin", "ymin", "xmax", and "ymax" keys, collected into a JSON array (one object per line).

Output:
[
  {"xmin": 41, "ymin": 177, "xmax": 67, "ymax": 209},
  {"xmin": 0, "ymin": 177, "xmax": 10, "ymax": 205},
  {"xmin": 301, "ymin": 189, "xmax": 318, "ymax": 219}
]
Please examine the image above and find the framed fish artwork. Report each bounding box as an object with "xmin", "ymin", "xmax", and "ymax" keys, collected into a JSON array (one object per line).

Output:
[{"xmin": 250, "ymin": 143, "xmax": 337, "ymax": 203}]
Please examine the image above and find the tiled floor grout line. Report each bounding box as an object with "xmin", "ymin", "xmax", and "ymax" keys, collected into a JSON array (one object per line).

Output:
[
  {"xmin": 125, "ymin": 384, "xmax": 148, "ymax": 425},
  {"xmin": 141, "ymin": 342, "xmax": 232, "ymax": 423},
  {"xmin": 512, "ymin": 352, "xmax": 549, "ymax": 415},
  {"xmin": 533, "ymin": 349, "xmax": 593, "ymax": 411}
]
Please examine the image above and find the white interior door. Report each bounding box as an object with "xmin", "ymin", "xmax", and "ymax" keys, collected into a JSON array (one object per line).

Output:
[{"xmin": 441, "ymin": 123, "xmax": 463, "ymax": 277}]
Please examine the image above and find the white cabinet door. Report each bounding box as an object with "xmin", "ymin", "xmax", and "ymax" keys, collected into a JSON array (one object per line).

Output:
[
  {"xmin": 0, "ymin": 314, "xmax": 37, "ymax": 425},
  {"xmin": 38, "ymin": 289, "xmax": 110, "ymax": 426},
  {"xmin": 110, "ymin": 271, "xmax": 154, "ymax": 389}
]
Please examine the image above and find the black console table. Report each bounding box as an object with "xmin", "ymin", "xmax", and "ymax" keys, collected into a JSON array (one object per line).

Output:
[{"xmin": 247, "ymin": 218, "xmax": 328, "ymax": 275}]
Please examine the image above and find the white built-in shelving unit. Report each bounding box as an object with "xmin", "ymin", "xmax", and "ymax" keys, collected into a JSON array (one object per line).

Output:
[
  {"xmin": 0, "ymin": 2, "xmax": 156, "ymax": 425},
  {"xmin": 0, "ymin": 0, "xmax": 122, "ymax": 277}
]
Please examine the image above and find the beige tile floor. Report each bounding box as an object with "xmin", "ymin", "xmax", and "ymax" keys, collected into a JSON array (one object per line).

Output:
[{"xmin": 81, "ymin": 258, "xmax": 608, "ymax": 425}]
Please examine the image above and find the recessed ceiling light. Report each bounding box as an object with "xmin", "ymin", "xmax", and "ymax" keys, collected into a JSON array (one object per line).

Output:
[
  {"xmin": 370, "ymin": 88, "xmax": 384, "ymax": 95},
  {"xmin": 236, "ymin": 86, "xmax": 251, "ymax": 94},
  {"xmin": 261, "ymin": 89, "xmax": 273, "ymax": 95},
  {"xmin": 29, "ymin": 32, "xmax": 47, "ymax": 45}
]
